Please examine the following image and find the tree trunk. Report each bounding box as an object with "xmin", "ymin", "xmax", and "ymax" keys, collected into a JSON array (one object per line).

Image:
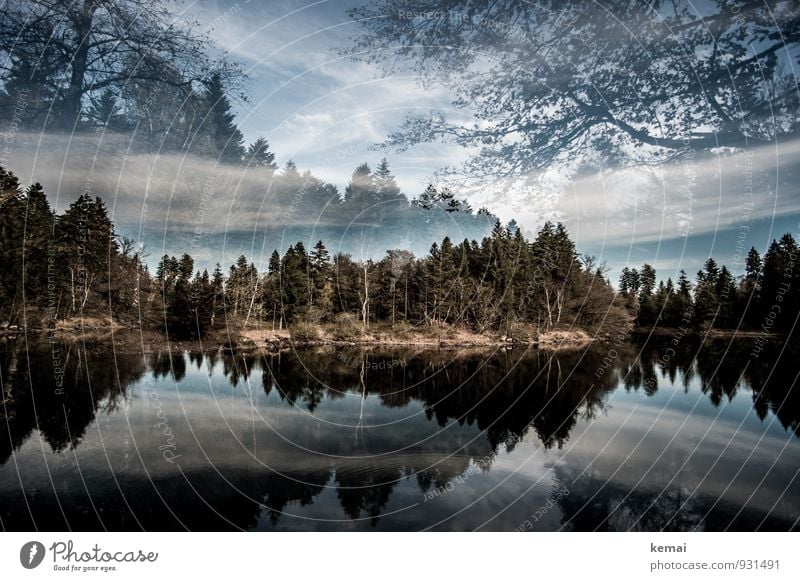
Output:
[
  {"xmin": 243, "ymin": 280, "xmax": 259, "ymax": 329},
  {"xmin": 70, "ymin": 268, "xmax": 77, "ymax": 312},
  {"xmin": 361, "ymin": 265, "xmax": 369, "ymax": 328},
  {"xmin": 62, "ymin": 1, "xmax": 97, "ymax": 128}
]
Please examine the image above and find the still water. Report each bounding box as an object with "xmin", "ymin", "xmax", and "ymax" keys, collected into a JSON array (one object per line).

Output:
[{"xmin": 1, "ymin": 336, "xmax": 798, "ymax": 531}]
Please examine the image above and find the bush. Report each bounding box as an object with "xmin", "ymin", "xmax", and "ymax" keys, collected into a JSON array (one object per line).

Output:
[{"xmin": 289, "ymin": 322, "xmax": 318, "ymax": 342}]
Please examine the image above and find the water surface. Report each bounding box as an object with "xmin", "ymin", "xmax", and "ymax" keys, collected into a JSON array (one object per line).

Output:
[{"xmin": 0, "ymin": 336, "xmax": 797, "ymax": 531}]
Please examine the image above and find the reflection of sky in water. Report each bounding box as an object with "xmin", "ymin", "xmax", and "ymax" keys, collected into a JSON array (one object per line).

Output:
[{"xmin": 0, "ymin": 341, "xmax": 797, "ymax": 531}]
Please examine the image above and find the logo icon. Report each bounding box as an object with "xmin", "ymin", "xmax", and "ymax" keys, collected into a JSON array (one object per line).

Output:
[{"xmin": 20, "ymin": 541, "xmax": 46, "ymax": 569}]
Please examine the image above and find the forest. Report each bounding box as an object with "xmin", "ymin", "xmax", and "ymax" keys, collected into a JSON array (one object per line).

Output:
[{"xmin": 2, "ymin": 162, "xmax": 798, "ymax": 341}]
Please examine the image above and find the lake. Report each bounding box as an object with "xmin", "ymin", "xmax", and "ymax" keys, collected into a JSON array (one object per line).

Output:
[{"xmin": 0, "ymin": 335, "xmax": 797, "ymax": 531}]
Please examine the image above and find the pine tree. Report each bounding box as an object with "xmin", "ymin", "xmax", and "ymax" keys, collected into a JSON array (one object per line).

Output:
[
  {"xmin": 761, "ymin": 234, "xmax": 800, "ymax": 333},
  {"xmin": 280, "ymin": 243, "xmax": 311, "ymax": 321},
  {"xmin": 310, "ymin": 241, "xmax": 331, "ymax": 290},
  {"xmin": 637, "ymin": 264, "xmax": 657, "ymax": 326},
  {"xmin": 693, "ymin": 259, "xmax": 721, "ymax": 327},
  {"xmin": 21, "ymin": 183, "xmax": 56, "ymax": 307},
  {"xmin": 87, "ymin": 89, "xmax": 129, "ymax": 132},
  {"xmin": 374, "ymin": 158, "xmax": 403, "ymax": 203},
  {"xmin": 201, "ymin": 72, "xmax": 246, "ymax": 164},
  {"xmin": 343, "ymin": 163, "xmax": 375, "ymax": 213},
  {"xmin": 247, "ymin": 137, "xmax": 278, "ymax": 170},
  {"xmin": 211, "ymin": 263, "xmax": 225, "ymax": 326},
  {"xmin": 413, "ymin": 184, "xmax": 439, "ymax": 210},
  {"xmin": 262, "ymin": 250, "xmax": 283, "ymax": 330},
  {"xmin": 715, "ymin": 265, "xmax": 737, "ymax": 328}
]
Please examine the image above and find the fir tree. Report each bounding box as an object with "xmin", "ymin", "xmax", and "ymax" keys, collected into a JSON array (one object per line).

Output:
[
  {"xmin": 201, "ymin": 72, "xmax": 246, "ymax": 164},
  {"xmin": 247, "ymin": 137, "xmax": 278, "ymax": 170}
]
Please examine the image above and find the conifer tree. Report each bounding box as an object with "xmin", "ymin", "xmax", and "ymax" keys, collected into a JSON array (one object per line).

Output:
[
  {"xmin": 201, "ymin": 72, "xmax": 246, "ymax": 164},
  {"xmin": 247, "ymin": 137, "xmax": 278, "ymax": 170}
]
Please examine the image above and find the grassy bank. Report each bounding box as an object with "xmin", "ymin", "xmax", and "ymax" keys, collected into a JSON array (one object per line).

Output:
[{"xmin": 1, "ymin": 316, "xmax": 597, "ymax": 353}]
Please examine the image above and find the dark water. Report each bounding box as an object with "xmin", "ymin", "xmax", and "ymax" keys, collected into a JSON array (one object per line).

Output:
[{"xmin": 0, "ymin": 335, "xmax": 798, "ymax": 531}]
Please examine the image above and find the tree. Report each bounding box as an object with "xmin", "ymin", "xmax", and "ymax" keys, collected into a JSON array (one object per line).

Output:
[
  {"xmin": 618, "ymin": 267, "xmax": 641, "ymax": 308},
  {"xmin": 20, "ymin": 183, "xmax": 56, "ymax": 307},
  {"xmin": 413, "ymin": 184, "xmax": 439, "ymax": 210},
  {"xmin": 0, "ymin": 26, "xmax": 61, "ymax": 130},
  {"xmin": 211, "ymin": 263, "xmax": 226, "ymax": 327},
  {"xmin": 280, "ymin": 243, "xmax": 311, "ymax": 322},
  {"xmin": 0, "ymin": 0, "xmax": 240, "ymax": 131},
  {"xmin": 739, "ymin": 247, "xmax": 762, "ymax": 327},
  {"xmin": 761, "ymin": 234, "xmax": 800, "ymax": 333},
  {"xmin": 694, "ymin": 259, "xmax": 721, "ymax": 327},
  {"xmin": 374, "ymin": 158, "xmax": 404, "ymax": 204},
  {"xmin": 530, "ymin": 222, "xmax": 580, "ymax": 329},
  {"xmin": 349, "ymin": 1, "xmax": 800, "ymax": 177},
  {"xmin": 247, "ymin": 137, "xmax": 278, "ymax": 170},
  {"xmin": 199, "ymin": 72, "xmax": 246, "ymax": 164},
  {"xmin": 343, "ymin": 163, "xmax": 376, "ymax": 216},
  {"xmin": 309, "ymin": 240, "xmax": 333, "ymax": 318},
  {"xmin": 671, "ymin": 269, "xmax": 694, "ymax": 326},
  {"xmin": 55, "ymin": 194, "xmax": 118, "ymax": 313},
  {"xmin": 86, "ymin": 89, "xmax": 129, "ymax": 132},
  {"xmin": 715, "ymin": 266, "xmax": 738, "ymax": 328},
  {"xmin": 637, "ymin": 264, "xmax": 657, "ymax": 326},
  {"xmin": 262, "ymin": 251, "xmax": 283, "ymax": 330}
]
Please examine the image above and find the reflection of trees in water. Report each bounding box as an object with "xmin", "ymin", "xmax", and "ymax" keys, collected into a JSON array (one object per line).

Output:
[
  {"xmin": 631, "ymin": 337, "xmax": 800, "ymax": 436},
  {"xmin": 0, "ymin": 340, "xmax": 144, "ymax": 465},
  {"xmin": 2, "ymin": 337, "xmax": 797, "ymax": 530},
  {"xmin": 262, "ymin": 347, "xmax": 622, "ymax": 451},
  {"xmin": 219, "ymin": 349, "xmax": 258, "ymax": 388},
  {"xmin": 335, "ymin": 466, "xmax": 406, "ymax": 527},
  {"xmin": 148, "ymin": 351, "xmax": 186, "ymax": 381}
]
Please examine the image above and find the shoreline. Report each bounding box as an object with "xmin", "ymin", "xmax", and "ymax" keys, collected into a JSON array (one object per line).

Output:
[
  {"xmin": 631, "ymin": 327, "xmax": 783, "ymax": 340},
  {"xmin": 1, "ymin": 321, "xmax": 788, "ymax": 354},
  {"xmin": 0, "ymin": 321, "xmax": 597, "ymax": 353}
]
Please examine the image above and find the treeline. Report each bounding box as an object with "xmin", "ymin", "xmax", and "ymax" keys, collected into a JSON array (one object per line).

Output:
[
  {"xmin": 0, "ymin": 166, "xmax": 146, "ymax": 325},
  {"xmin": 0, "ymin": 161, "xmax": 494, "ymax": 328},
  {"xmin": 620, "ymin": 238, "xmax": 799, "ymax": 334},
  {"xmin": 234, "ymin": 157, "xmax": 497, "ymax": 252},
  {"xmin": 3, "ymin": 160, "xmax": 797, "ymax": 338},
  {"xmin": 1, "ymin": 163, "xmax": 621, "ymax": 336},
  {"xmin": 151, "ymin": 220, "xmax": 625, "ymax": 337}
]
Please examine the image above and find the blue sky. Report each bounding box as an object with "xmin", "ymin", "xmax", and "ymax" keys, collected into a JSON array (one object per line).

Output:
[{"xmin": 156, "ymin": 1, "xmax": 800, "ymax": 279}]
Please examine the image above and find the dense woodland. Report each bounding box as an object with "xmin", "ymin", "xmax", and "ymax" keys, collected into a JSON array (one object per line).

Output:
[
  {"xmin": 2, "ymin": 1, "xmax": 797, "ymax": 341},
  {"xmin": 2, "ymin": 162, "xmax": 798, "ymax": 339}
]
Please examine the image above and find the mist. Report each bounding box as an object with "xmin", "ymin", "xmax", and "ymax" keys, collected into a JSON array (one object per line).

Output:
[{"xmin": 2, "ymin": 131, "xmax": 495, "ymax": 270}]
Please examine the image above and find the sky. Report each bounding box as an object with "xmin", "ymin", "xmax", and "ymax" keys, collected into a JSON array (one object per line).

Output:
[
  {"xmin": 184, "ymin": 0, "xmax": 800, "ymax": 281},
  {"xmin": 4, "ymin": 0, "xmax": 796, "ymax": 281},
  {"xmin": 199, "ymin": 0, "xmax": 469, "ymax": 195}
]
